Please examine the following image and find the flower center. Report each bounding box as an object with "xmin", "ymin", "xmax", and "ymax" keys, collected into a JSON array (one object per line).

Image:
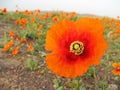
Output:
[{"xmin": 70, "ymin": 41, "xmax": 84, "ymax": 55}]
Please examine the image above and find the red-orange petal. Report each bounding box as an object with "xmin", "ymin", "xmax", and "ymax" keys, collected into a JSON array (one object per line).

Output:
[
  {"xmin": 112, "ymin": 70, "xmax": 120, "ymax": 75},
  {"xmin": 75, "ymin": 17, "xmax": 108, "ymax": 65}
]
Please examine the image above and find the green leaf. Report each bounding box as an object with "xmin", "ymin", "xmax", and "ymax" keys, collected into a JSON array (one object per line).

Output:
[
  {"xmin": 57, "ymin": 86, "xmax": 64, "ymax": 90},
  {"xmin": 26, "ymin": 58, "xmax": 38, "ymax": 70},
  {"xmin": 53, "ymin": 79, "xmax": 59, "ymax": 88}
]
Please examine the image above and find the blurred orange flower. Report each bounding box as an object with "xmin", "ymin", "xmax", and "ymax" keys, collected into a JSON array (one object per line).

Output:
[
  {"xmin": 2, "ymin": 40, "xmax": 14, "ymax": 51},
  {"xmin": 31, "ymin": 18, "xmax": 35, "ymax": 22},
  {"xmin": 46, "ymin": 18, "xmax": 107, "ymax": 78},
  {"xmin": 37, "ymin": 24, "xmax": 43, "ymax": 30},
  {"xmin": 2, "ymin": 8, "xmax": 7, "ymax": 13},
  {"xmin": 46, "ymin": 12, "xmax": 51, "ymax": 18},
  {"xmin": 15, "ymin": 18, "xmax": 27, "ymax": 25},
  {"xmin": 20, "ymin": 39, "xmax": 27, "ymax": 43},
  {"xmin": 16, "ymin": 10, "xmax": 19, "ymax": 13},
  {"xmin": 20, "ymin": 25, "xmax": 26, "ymax": 29},
  {"xmin": 15, "ymin": 20, "xmax": 20, "ymax": 24},
  {"xmin": 12, "ymin": 46, "xmax": 19, "ymax": 55},
  {"xmin": 112, "ymin": 62, "xmax": 120, "ymax": 75},
  {"xmin": 24, "ymin": 10, "xmax": 30, "ymax": 15},
  {"xmin": 36, "ymin": 9, "xmax": 41, "ymax": 13},
  {"xmin": 53, "ymin": 16, "xmax": 59, "ymax": 22},
  {"xmin": 9, "ymin": 30, "xmax": 15, "ymax": 38},
  {"xmin": 27, "ymin": 44, "xmax": 34, "ymax": 51},
  {"xmin": 20, "ymin": 18, "xmax": 27, "ymax": 24}
]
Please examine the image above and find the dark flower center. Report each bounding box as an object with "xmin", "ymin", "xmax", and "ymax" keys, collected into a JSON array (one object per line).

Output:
[{"xmin": 70, "ymin": 41, "xmax": 84, "ymax": 55}]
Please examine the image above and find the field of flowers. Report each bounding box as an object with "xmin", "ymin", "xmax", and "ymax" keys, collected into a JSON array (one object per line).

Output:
[{"xmin": 0, "ymin": 8, "xmax": 120, "ymax": 90}]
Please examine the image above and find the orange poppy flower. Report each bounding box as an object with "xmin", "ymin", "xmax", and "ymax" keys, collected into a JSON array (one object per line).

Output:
[
  {"xmin": 46, "ymin": 18, "xmax": 108, "ymax": 78},
  {"xmin": 20, "ymin": 25, "xmax": 26, "ymax": 29},
  {"xmin": 37, "ymin": 24, "xmax": 43, "ymax": 30},
  {"xmin": 20, "ymin": 39, "xmax": 27, "ymax": 43},
  {"xmin": 53, "ymin": 16, "xmax": 59, "ymax": 22},
  {"xmin": 110, "ymin": 18, "xmax": 115, "ymax": 23},
  {"xmin": 46, "ymin": 12, "xmax": 51, "ymax": 18},
  {"xmin": 31, "ymin": 18, "xmax": 35, "ymax": 22},
  {"xmin": 2, "ymin": 40, "xmax": 14, "ymax": 51},
  {"xmin": 2, "ymin": 8, "xmax": 7, "ymax": 13},
  {"xmin": 36, "ymin": 9, "xmax": 41, "ymax": 13},
  {"xmin": 117, "ymin": 29, "xmax": 120, "ymax": 34},
  {"xmin": 112, "ymin": 62, "xmax": 120, "ymax": 75},
  {"xmin": 9, "ymin": 30, "xmax": 15, "ymax": 38},
  {"xmin": 12, "ymin": 46, "xmax": 19, "ymax": 55},
  {"xmin": 24, "ymin": 10, "xmax": 29, "ymax": 15},
  {"xmin": 27, "ymin": 44, "xmax": 34, "ymax": 51},
  {"xmin": 16, "ymin": 10, "xmax": 19, "ymax": 13},
  {"xmin": 16, "ymin": 18, "xmax": 28, "ymax": 25},
  {"xmin": 20, "ymin": 18, "xmax": 27, "ymax": 24},
  {"xmin": 39, "ymin": 16, "xmax": 46, "ymax": 21},
  {"xmin": 15, "ymin": 20, "xmax": 20, "ymax": 24}
]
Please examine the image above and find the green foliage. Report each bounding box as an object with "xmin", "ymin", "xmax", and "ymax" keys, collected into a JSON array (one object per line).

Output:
[
  {"xmin": 86, "ymin": 66, "xmax": 96, "ymax": 77},
  {"xmin": 26, "ymin": 58, "xmax": 38, "ymax": 70},
  {"xmin": 0, "ymin": 39, "xmax": 4, "ymax": 48},
  {"xmin": 0, "ymin": 12, "xmax": 4, "ymax": 15},
  {"xmin": 26, "ymin": 30, "xmax": 38, "ymax": 40},
  {"xmin": 70, "ymin": 16, "xmax": 79, "ymax": 21},
  {"xmin": 0, "ymin": 32, "xmax": 8, "ymax": 48},
  {"xmin": 57, "ymin": 86, "xmax": 64, "ymax": 90},
  {"xmin": 3, "ymin": 32, "xmax": 9, "ymax": 45},
  {"xmin": 12, "ymin": 13, "xmax": 28, "ymax": 19},
  {"xmin": 53, "ymin": 79, "xmax": 64, "ymax": 90},
  {"xmin": 18, "ymin": 30, "xmax": 28, "ymax": 39},
  {"xmin": 68, "ymin": 77, "xmax": 83, "ymax": 90},
  {"xmin": 98, "ymin": 81, "xmax": 108, "ymax": 89},
  {"xmin": 53, "ymin": 79, "xmax": 59, "ymax": 87}
]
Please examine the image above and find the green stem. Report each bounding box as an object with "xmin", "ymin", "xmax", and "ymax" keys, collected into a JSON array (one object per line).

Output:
[{"xmin": 93, "ymin": 68, "xmax": 98, "ymax": 89}]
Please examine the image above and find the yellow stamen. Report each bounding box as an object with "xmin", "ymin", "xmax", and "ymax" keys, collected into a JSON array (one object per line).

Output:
[{"xmin": 70, "ymin": 41, "xmax": 84, "ymax": 55}]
